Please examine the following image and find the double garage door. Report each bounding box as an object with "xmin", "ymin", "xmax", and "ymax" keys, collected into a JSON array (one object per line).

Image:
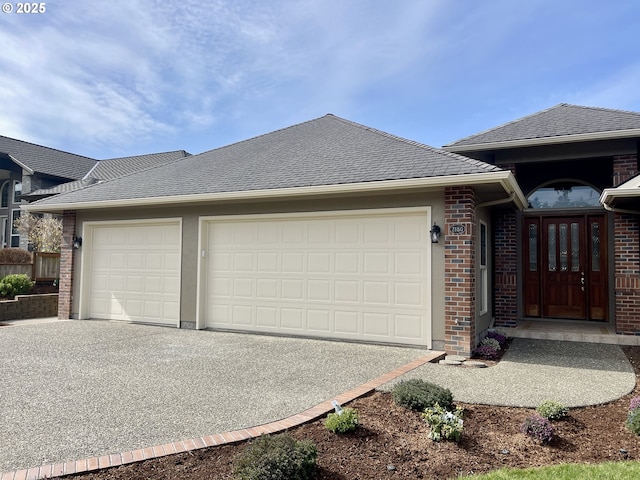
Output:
[
  {"xmin": 200, "ymin": 209, "xmax": 431, "ymax": 346},
  {"xmin": 84, "ymin": 209, "xmax": 431, "ymax": 346}
]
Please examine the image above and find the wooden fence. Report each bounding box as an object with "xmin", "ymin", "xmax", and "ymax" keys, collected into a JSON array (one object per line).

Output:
[{"xmin": 0, "ymin": 252, "xmax": 60, "ymax": 282}]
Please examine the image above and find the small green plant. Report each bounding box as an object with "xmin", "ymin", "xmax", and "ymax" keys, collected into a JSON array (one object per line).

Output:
[
  {"xmin": 233, "ymin": 433, "xmax": 317, "ymax": 480},
  {"xmin": 626, "ymin": 407, "xmax": 640, "ymax": 436},
  {"xmin": 0, "ymin": 274, "xmax": 34, "ymax": 298},
  {"xmin": 422, "ymin": 403, "xmax": 464, "ymax": 442},
  {"xmin": 325, "ymin": 407, "xmax": 359, "ymax": 434},
  {"xmin": 392, "ymin": 379, "xmax": 453, "ymax": 411},
  {"xmin": 536, "ymin": 400, "xmax": 568, "ymax": 420},
  {"xmin": 520, "ymin": 414, "xmax": 554, "ymax": 444}
]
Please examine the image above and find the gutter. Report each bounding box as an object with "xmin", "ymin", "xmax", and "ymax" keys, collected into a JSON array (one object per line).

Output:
[
  {"xmin": 24, "ymin": 170, "xmax": 529, "ymax": 213},
  {"xmin": 600, "ymin": 187, "xmax": 640, "ymax": 214}
]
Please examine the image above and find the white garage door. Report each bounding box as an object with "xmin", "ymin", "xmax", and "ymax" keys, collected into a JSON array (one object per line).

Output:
[
  {"xmin": 200, "ymin": 208, "xmax": 431, "ymax": 346},
  {"xmin": 86, "ymin": 220, "xmax": 181, "ymax": 326}
]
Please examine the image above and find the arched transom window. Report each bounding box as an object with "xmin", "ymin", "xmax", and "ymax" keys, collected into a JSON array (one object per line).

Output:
[{"xmin": 527, "ymin": 181, "xmax": 601, "ymax": 209}]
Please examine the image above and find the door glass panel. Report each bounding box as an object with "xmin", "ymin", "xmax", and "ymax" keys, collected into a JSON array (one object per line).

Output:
[
  {"xmin": 548, "ymin": 224, "xmax": 556, "ymax": 271},
  {"xmin": 571, "ymin": 223, "xmax": 580, "ymax": 272},
  {"xmin": 529, "ymin": 223, "xmax": 537, "ymax": 271},
  {"xmin": 591, "ymin": 222, "xmax": 600, "ymax": 272},
  {"xmin": 559, "ymin": 223, "xmax": 568, "ymax": 271}
]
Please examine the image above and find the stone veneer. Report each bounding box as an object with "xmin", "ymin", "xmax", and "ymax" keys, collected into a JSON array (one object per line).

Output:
[{"xmin": 0, "ymin": 293, "xmax": 58, "ymax": 321}]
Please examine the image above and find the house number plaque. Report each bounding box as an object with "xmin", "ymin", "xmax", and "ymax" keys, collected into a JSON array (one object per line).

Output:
[{"xmin": 449, "ymin": 224, "xmax": 466, "ymax": 234}]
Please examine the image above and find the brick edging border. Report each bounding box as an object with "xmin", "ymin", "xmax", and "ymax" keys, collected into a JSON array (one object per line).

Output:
[{"xmin": 1, "ymin": 350, "xmax": 445, "ymax": 480}]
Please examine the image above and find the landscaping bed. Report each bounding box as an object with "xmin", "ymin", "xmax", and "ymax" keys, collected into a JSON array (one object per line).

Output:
[{"xmin": 63, "ymin": 345, "xmax": 640, "ymax": 480}]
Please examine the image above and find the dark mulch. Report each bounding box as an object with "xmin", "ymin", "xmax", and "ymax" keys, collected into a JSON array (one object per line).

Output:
[{"xmin": 63, "ymin": 344, "xmax": 640, "ymax": 479}]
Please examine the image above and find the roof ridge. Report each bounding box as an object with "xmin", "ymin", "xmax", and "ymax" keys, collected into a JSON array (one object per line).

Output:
[
  {"xmin": 328, "ymin": 115, "xmax": 502, "ymax": 172},
  {"xmin": 100, "ymin": 149, "xmax": 191, "ymax": 162},
  {"xmin": 0, "ymin": 134, "xmax": 97, "ymax": 161},
  {"xmin": 443, "ymin": 104, "xmax": 566, "ymax": 147},
  {"xmin": 558, "ymin": 103, "xmax": 640, "ymax": 118}
]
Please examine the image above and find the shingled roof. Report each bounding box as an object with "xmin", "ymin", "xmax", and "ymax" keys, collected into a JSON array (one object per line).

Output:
[
  {"xmin": 25, "ymin": 150, "xmax": 191, "ymax": 199},
  {"xmin": 30, "ymin": 114, "xmax": 512, "ymax": 209},
  {"xmin": 445, "ymin": 103, "xmax": 640, "ymax": 149},
  {"xmin": 0, "ymin": 135, "xmax": 97, "ymax": 179}
]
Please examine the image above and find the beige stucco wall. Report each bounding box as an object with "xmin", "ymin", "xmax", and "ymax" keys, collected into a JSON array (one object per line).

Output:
[
  {"xmin": 72, "ymin": 190, "xmax": 447, "ymax": 348},
  {"xmin": 475, "ymin": 205, "xmax": 494, "ymax": 343}
]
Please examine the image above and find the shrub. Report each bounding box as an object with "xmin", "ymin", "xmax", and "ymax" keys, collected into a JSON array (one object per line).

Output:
[
  {"xmin": 473, "ymin": 344, "xmax": 500, "ymax": 360},
  {"xmin": 0, "ymin": 248, "xmax": 32, "ymax": 264},
  {"xmin": 325, "ymin": 407, "xmax": 359, "ymax": 434},
  {"xmin": 392, "ymin": 379, "xmax": 453, "ymax": 411},
  {"xmin": 520, "ymin": 414, "xmax": 554, "ymax": 444},
  {"xmin": 486, "ymin": 329, "xmax": 508, "ymax": 347},
  {"xmin": 627, "ymin": 408, "xmax": 640, "ymax": 436},
  {"xmin": 629, "ymin": 397, "xmax": 640, "ymax": 412},
  {"xmin": 536, "ymin": 400, "xmax": 568, "ymax": 420},
  {"xmin": 422, "ymin": 403, "xmax": 464, "ymax": 442},
  {"xmin": 0, "ymin": 274, "xmax": 34, "ymax": 298},
  {"xmin": 233, "ymin": 433, "xmax": 317, "ymax": 480}
]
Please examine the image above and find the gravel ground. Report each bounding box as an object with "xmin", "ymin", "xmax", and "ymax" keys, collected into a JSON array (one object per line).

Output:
[
  {"xmin": 0, "ymin": 320, "xmax": 428, "ymax": 472},
  {"xmin": 379, "ymin": 337, "xmax": 636, "ymax": 407},
  {"xmin": 1, "ymin": 322, "xmax": 635, "ymax": 473}
]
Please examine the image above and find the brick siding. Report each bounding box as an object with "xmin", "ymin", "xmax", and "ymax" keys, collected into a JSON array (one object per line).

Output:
[
  {"xmin": 59, "ymin": 210, "xmax": 77, "ymax": 319},
  {"xmin": 612, "ymin": 155, "xmax": 640, "ymax": 334},
  {"xmin": 444, "ymin": 186, "xmax": 476, "ymax": 356},
  {"xmin": 493, "ymin": 208, "xmax": 518, "ymax": 327}
]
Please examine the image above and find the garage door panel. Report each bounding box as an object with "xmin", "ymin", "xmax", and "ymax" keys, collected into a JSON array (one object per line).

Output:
[
  {"xmin": 87, "ymin": 222, "xmax": 181, "ymax": 326},
  {"xmin": 203, "ymin": 210, "xmax": 430, "ymax": 346}
]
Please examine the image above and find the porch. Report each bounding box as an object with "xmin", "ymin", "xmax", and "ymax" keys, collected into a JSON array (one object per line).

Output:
[{"xmin": 505, "ymin": 320, "xmax": 640, "ymax": 346}]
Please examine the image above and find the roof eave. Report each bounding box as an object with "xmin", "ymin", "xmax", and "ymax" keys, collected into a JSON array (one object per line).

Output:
[
  {"xmin": 443, "ymin": 128, "xmax": 640, "ymax": 153},
  {"xmin": 8, "ymin": 154, "xmax": 34, "ymax": 175},
  {"xmin": 24, "ymin": 171, "xmax": 528, "ymax": 213}
]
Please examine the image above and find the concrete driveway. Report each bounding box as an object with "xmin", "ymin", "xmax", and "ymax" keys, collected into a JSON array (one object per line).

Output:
[{"xmin": 0, "ymin": 320, "xmax": 430, "ymax": 472}]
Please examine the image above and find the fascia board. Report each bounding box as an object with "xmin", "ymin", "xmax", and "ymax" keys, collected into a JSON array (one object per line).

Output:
[
  {"xmin": 600, "ymin": 187, "xmax": 640, "ymax": 205},
  {"xmin": 23, "ymin": 171, "xmax": 522, "ymax": 213},
  {"xmin": 443, "ymin": 128, "xmax": 640, "ymax": 153},
  {"xmin": 8, "ymin": 154, "xmax": 34, "ymax": 175}
]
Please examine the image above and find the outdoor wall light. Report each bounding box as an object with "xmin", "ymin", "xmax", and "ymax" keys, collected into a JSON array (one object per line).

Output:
[
  {"xmin": 430, "ymin": 223, "xmax": 441, "ymax": 243},
  {"xmin": 73, "ymin": 236, "xmax": 82, "ymax": 249}
]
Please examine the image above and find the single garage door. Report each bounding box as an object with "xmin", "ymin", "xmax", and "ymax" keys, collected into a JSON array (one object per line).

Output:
[
  {"xmin": 200, "ymin": 208, "xmax": 431, "ymax": 346},
  {"xmin": 85, "ymin": 220, "xmax": 181, "ymax": 326}
]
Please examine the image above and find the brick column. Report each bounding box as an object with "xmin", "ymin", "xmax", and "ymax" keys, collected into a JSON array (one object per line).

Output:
[
  {"xmin": 612, "ymin": 154, "xmax": 640, "ymax": 334},
  {"xmin": 58, "ymin": 210, "xmax": 77, "ymax": 319},
  {"xmin": 444, "ymin": 186, "xmax": 476, "ymax": 356},
  {"xmin": 493, "ymin": 209, "xmax": 517, "ymax": 327}
]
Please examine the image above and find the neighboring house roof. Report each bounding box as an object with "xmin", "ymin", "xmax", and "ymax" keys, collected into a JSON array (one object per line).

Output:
[
  {"xmin": 25, "ymin": 150, "xmax": 191, "ymax": 199},
  {"xmin": 27, "ymin": 114, "xmax": 526, "ymax": 211},
  {"xmin": 0, "ymin": 135, "xmax": 97, "ymax": 179},
  {"xmin": 444, "ymin": 104, "xmax": 640, "ymax": 151}
]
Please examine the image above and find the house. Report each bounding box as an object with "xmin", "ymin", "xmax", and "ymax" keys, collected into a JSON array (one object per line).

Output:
[
  {"xmin": 26, "ymin": 114, "xmax": 527, "ymax": 355},
  {"xmin": 0, "ymin": 135, "xmax": 96, "ymax": 248},
  {"xmin": 24, "ymin": 105, "xmax": 640, "ymax": 355},
  {"xmin": 443, "ymin": 103, "xmax": 640, "ymax": 341},
  {"xmin": 0, "ymin": 134, "xmax": 189, "ymax": 248}
]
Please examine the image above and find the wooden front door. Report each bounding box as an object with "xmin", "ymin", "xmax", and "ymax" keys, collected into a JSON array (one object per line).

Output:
[{"xmin": 523, "ymin": 214, "xmax": 607, "ymax": 321}]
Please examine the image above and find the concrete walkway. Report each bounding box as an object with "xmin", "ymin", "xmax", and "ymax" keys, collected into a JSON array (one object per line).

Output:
[
  {"xmin": 380, "ymin": 337, "xmax": 636, "ymax": 407},
  {"xmin": 0, "ymin": 321, "xmax": 636, "ymax": 479}
]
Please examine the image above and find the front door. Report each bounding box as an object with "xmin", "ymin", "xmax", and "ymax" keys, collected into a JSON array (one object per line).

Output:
[{"xmin": 523, "ymin": 214, "xmax": 607, "ymax": 321}]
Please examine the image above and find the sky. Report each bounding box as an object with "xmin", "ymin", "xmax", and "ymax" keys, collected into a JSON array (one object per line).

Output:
[{"xmin": 1, "ymin": 0, "xmax": 639, "ymax": 160}]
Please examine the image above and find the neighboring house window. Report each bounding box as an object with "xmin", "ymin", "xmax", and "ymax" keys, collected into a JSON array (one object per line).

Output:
[
  {"xmin": 13, "ymin": 181, "xmax": 22, "ymax": 203},
  {"xmin": 11, "ymin": 209, "xmax": 20, "ymax": 247},
  {"xmin": 0, "ymin": 181, "xmax": 8, "ymax": 208},
  {"xmin": 479, "ymin": 221, "xmax": 488, "ymax": 315},
  {"xmin": 527, "ymin": 181, "xmax": 601, "ymax": 209}
]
